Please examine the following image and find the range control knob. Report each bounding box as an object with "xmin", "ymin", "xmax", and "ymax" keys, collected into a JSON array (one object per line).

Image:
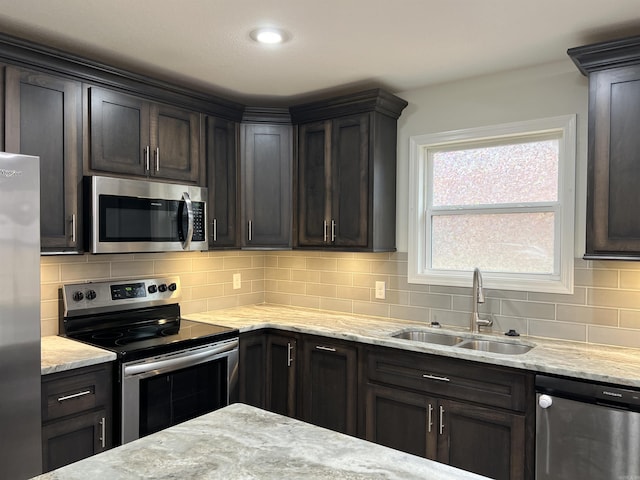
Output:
[
  {"xmin": 86, "ymin": 290, "xmax": 97, "ymax": 300},
  {"xmin": 168, "ymin": 283, "xmax": 177, "ymax": 292},
  {"xmin": 148, "ymin": 285, "xmax": 158, "ymax": 294},
  {"xmin": 538, "ymin": 394, "xmax": 553, "ymax": 409},
  {"xmin": 158, "ymin": 284, "xmax": 168, "ymax": 293},
  {"xmin": 72, "ymin": 291, "xmax": 84, "ymax": 302}
]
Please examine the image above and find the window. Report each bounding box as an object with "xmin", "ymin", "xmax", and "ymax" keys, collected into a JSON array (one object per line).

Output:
[{"xmin": 408, "ymin": 115, "xmax": 576, "ymax": 294}]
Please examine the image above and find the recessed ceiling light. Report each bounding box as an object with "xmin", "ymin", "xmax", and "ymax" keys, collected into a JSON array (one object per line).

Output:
[{"xmin": 250, "ymin": 28, "xmax": 289, "ymax": 45}]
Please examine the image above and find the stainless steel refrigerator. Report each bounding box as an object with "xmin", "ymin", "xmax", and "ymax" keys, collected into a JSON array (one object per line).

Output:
[{"xmin": 0, "ymin": 152, "xmax": 42, "ymax": 478}]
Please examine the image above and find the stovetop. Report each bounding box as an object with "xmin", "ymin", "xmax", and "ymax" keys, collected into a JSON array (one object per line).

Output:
[{"xmin": 60, "ymin": 277, "xmax": 238, "ymax": 361}]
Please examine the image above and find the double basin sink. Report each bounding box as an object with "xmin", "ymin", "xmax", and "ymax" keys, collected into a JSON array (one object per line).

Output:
[{"xmin": 391, "ymin": 329, "xmax": 534, "ymax": 355}]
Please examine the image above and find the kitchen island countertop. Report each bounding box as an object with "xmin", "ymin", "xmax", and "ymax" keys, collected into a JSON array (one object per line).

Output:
[
  {"xmin": 186, "ymin": 304, "xmax": 640, "ymax": 388},
  {"xmin": 34, "ymin": 402, "xmax": 488, "ymax": 480}
]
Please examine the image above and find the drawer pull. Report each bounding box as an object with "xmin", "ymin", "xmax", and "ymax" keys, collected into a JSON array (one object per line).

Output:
[
  {"xmin": 57, "ymin": 390, "xmax": 92, "ymax": 402},
  {"xmin": 315, "ymin": 345, "xmax": 337, "ymax": 352},
  {"xmin": 422, "ymin": 373, "xmax": 451, "ymax": 382}
]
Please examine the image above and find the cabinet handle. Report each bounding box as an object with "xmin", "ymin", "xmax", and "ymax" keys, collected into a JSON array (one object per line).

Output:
[
  {"xmin": 422, "ymin": 373, "xmax": 451, "ymax": 383},
  {"xmin": 57, "ymin": 390, "xmax": 92, "ymax": 402},
  {"xmin": 287, "ymin": 342, "xmax": 293, "ymax": 367},
  {"xmin": 145, "ymin": 146, "xmax": 150, "ymax": 171},
  {"xmin": 212, "ymin": 219, "xmax": 217, "ymax": 242},
  {"xmin": 439, "ymin": 405, "xmax": 445, "ymax": 435},
  {"xmin": 70, "ymin": 214, "xmax": 77, "ymax": 243},
  {"xmin": 248, "ymin": 220, "xmax": 252, "ymax": 242},
  {"xmin": 315, "ymin": 345, "xmax": 336, "ymax": 352},
  {"xmin": 427, "ymin": 403, "xmax": 433, "ymax": 433},
  {"xmin": 323, "ymin": 220, "xmax": 328, "ymax": 242},
  {"xmin": 155, "ymin": 147, "xmax": 160, "ymax": 171},
  {"xmin": 99, "ymin": 417, "xmax": 106, "ymax": 449},
  {"xmin": 331, "ymin": 219, "xmax": 336, "ymax": 242}
]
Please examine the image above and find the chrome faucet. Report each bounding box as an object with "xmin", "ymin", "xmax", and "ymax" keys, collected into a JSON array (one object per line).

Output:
[{"xmin": 471, "ymin": 268, "xmax": 492, "ymax": 333}]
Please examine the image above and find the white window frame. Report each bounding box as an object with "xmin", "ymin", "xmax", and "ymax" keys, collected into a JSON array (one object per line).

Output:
[{"xmin": 408, "ymin": 115, "xmax": 576, "ymax": 294}]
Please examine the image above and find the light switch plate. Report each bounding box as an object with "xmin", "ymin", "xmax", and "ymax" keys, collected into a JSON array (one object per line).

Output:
[
  {"xmin": 233, "ymin": 273, "xmax": 241, "ymax": 290},
  {"xmin": 375, "ymin": 281, "xmax": 386, "ymax": 299}
]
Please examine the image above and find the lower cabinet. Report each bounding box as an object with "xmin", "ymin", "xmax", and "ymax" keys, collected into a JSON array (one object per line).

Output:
[
  {"xmin": 41, "ymin": 363, "xmax": 113, "ymax": 473},
  {"xmin": 239, "ymin": 330, "xmax": 297, "ymax": 417},
  {"xmin": 298, "ymin": 335, "xmax": 358, "ymax": 436},
  {"xmin": 239, "ymin": 331, "xmax": 534, "ymax": 480},
  {"xmin": 364, "ymin": 346, "xmax": 533, "ymax": 480}
]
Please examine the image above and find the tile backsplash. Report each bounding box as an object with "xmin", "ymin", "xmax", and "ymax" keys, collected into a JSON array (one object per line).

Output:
[{"xmin": 41, "ymin": 251, "xmax": 640, "ymax": 349}]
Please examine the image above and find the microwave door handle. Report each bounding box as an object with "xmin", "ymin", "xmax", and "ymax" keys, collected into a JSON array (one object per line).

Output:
[{"xmin": 181, "ymin": 192, "xmax": 194, "ymax": 250}]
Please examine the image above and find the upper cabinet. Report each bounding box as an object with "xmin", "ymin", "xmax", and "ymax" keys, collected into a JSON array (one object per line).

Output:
[
  {"xmin": 206, "ymin": 116, "xmax": 239, "ymax": 248},
  {"xmin": 4, "ymin": 66, "xmax": 83, "ymax": 253},
  {"xmin": 291, "ymin": 89, "xmax": 407, "ymax": 252},
  {"xmin": 240, "ymin": 108, "xmax": 293, "ymax": 248},
  {"xmin": 88, "ymin": 87, "xmax": 204, "ymax": 185},
  {"xmin": 569, "ymin": 35, "xmax": 640, "ymax": 259}
]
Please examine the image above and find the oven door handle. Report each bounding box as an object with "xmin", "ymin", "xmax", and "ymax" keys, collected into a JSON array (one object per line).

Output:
[{"xmin": 124, "ymin": 340, "xmax": 238, "ymax": 378}]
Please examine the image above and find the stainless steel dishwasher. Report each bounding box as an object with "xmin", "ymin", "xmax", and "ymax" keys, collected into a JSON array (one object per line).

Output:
[{"xmin": 536, "ymin": 374, "xmax": 640, "ymax": 479}]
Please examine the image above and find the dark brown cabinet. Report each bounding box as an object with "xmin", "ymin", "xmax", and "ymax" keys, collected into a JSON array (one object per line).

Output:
[
  {"xmin": 238, "ymin": 330, "xmax": 297, "ymax": 416},
  {"xmin": 4, "ymin": 66, "xmax": 82, "ymax": 252},
  {"xmin": 299, "ymin": 336, "xmax": 358, "ymax": 436},
  {"xmin": 240, "ymin": 115, "xmax": 292, "ymax": 248},
  {"xmin": 41, "ymin": 363, "xmax": 113, "ymax": 473},
  {"xmin": 364, "ymin": 346, "xmax": 533, "ymax": 480},
  {"xmin": 206, "ymin": 116, "xmax": 239, "ymax": 248},
  {"xmin": 291, "ymin": 89, "xmax": 407, "ymax": 251},
  {"xmin": 569, "ymin": 36, "xmax": 640, "ymax": 258},
  {"xmin": 89, "ymin": 86, "xmax": 203, "ymax": 184}
]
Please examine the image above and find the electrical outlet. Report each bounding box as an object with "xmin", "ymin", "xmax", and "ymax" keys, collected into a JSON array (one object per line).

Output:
[
  {"xmin": 375, "ymin": 281, "xmax": 386, "ymax": 299},
  {"xmin": 233, "ymin": 273, "xmax": 241, "ymax": 290}
]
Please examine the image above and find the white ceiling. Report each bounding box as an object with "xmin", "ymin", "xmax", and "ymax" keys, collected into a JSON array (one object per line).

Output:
[{"xmin": 0, "ymin": 0, "xmax": 638, "ymax": 104}]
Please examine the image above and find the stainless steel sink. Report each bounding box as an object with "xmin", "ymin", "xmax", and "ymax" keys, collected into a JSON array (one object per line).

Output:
[
  {"xmin": 391, "ymin": 329, "xmax": 464, "ymax": 346},
  {"xmin": 456, "ymin": 339, "xmax": 533, "ymax": 355},
  {"xmin": 391, "ymin": 329, "xmax": 533, "ymax": 355}
]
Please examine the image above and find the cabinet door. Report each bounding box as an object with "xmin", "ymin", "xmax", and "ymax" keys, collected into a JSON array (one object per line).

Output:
[
  {"xmin": 298, "ymin": 121, "xmax": 331, "ymax": 246},
  {"xmin": 266, "ymin": 334, "xmax": 297, "ymax": 417},
  {"xmin": 588, "ymin": 65, "xmax": 640, "ymax": 255},
  {"xmin": 5, "ymin": 67, "xmax": 82, "ymax": 251},
  {"xmin": 89, "ymin": 87, "xmax": 150, "ymax": 176},
  {"xmin": 238, "ymin": 333, "xmax": 267, "ymax": 409},
  {"xmin": 331, "ymin": 113, "xmax": 369, "ymax": 247},
  {"xmin": 300, "ymin": 337, "xmax": 357, "ymax": 435},
  {"xmin": 206, "ymin": 116, "xmax": 238, "ymax": 247},
  {"xmin": 150, "ymin": 103, "xmax": 201, "ymax": 184},
  {"xmin": 438, "ymin": 399, "xmax": 526, "ymax": 480},
  {"xmin": 365, "ymin": 384, "xmax": 436, "ymax": 459},
  {"xmin": 241, "ymin": 124, "xmax": 292, "ymax": 247},
  {"xmin": 42, "ymin": 409, "xmax": 108, "ymax": 473}
]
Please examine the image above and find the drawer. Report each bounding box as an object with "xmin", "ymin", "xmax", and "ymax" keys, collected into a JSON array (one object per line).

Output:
[
  {"xmin": 365, "ymin": 347, "xmax": 531, "ymax": 412},
  {"xmin": 42, "ymin": 364, "xmax": 112, "ymax": 422}
]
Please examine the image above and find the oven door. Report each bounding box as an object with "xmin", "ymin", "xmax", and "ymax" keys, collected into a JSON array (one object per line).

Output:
[{"xmin": 120, "ymin": 338, "xmax": 238, "ymax": 444}]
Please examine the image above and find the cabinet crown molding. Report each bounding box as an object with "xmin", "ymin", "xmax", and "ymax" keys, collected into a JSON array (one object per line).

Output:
[
  {"xmin": 568, "ymin": 35, "xmax": 640, "ymax": 75},
  {"xmin": 290, "ymin": 88, "xmax": 408, "ymax": 124}
]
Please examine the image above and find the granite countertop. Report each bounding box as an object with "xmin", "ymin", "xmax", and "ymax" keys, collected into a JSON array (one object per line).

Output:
[
  {"xmin": 185, "ymin": 304, "xmax": 640, "ymax": 388},
  {"xmin": 41, "ymin": 336, "xmax": 116, "ymax": 375},
  {"xmin": 34, "ymin": 403, "xmax": 488, "ymax": 480}
]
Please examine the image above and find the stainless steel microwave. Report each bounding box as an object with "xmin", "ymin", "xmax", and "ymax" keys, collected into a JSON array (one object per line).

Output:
[{"xmin": 86, "ymin": 176, "xmax": 208, "ymax": 254}]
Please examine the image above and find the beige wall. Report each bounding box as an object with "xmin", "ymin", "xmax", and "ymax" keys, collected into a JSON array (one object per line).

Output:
[{"xmin": 40, "ymin": 60, "xmax": 640, "ymax": 349}]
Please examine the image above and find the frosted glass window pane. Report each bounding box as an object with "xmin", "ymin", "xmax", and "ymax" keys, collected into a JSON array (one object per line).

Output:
[
  {"xmin": 432, "ymin": 139, "xmax": 559, "ymax": 206},
  {"xmin": 431, "ymin": 213, "xmax": 555, "ymax": 274}
]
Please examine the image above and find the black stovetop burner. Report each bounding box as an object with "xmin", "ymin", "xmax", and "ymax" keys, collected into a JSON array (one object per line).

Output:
[{"xmin": 60, "ymin": 277, "xmax": 238, "ymax": 361}]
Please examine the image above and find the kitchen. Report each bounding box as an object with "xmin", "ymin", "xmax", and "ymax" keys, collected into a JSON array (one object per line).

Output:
[{"xmin": 2, "ymin": 1, "xmax": 640, "ymax": 479}]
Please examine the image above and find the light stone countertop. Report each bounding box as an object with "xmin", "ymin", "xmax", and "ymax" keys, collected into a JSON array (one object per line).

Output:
[
  {"xmin": 34, "ymin": 403, "xmax": 488, "ymax": 480},
  {"xmin": 41, "ymin": 336, "xmax": 116, "ymax": 375},
  {"xmin": 185, "ymin": 304, "xmax": 640, "ymax": 388}
]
